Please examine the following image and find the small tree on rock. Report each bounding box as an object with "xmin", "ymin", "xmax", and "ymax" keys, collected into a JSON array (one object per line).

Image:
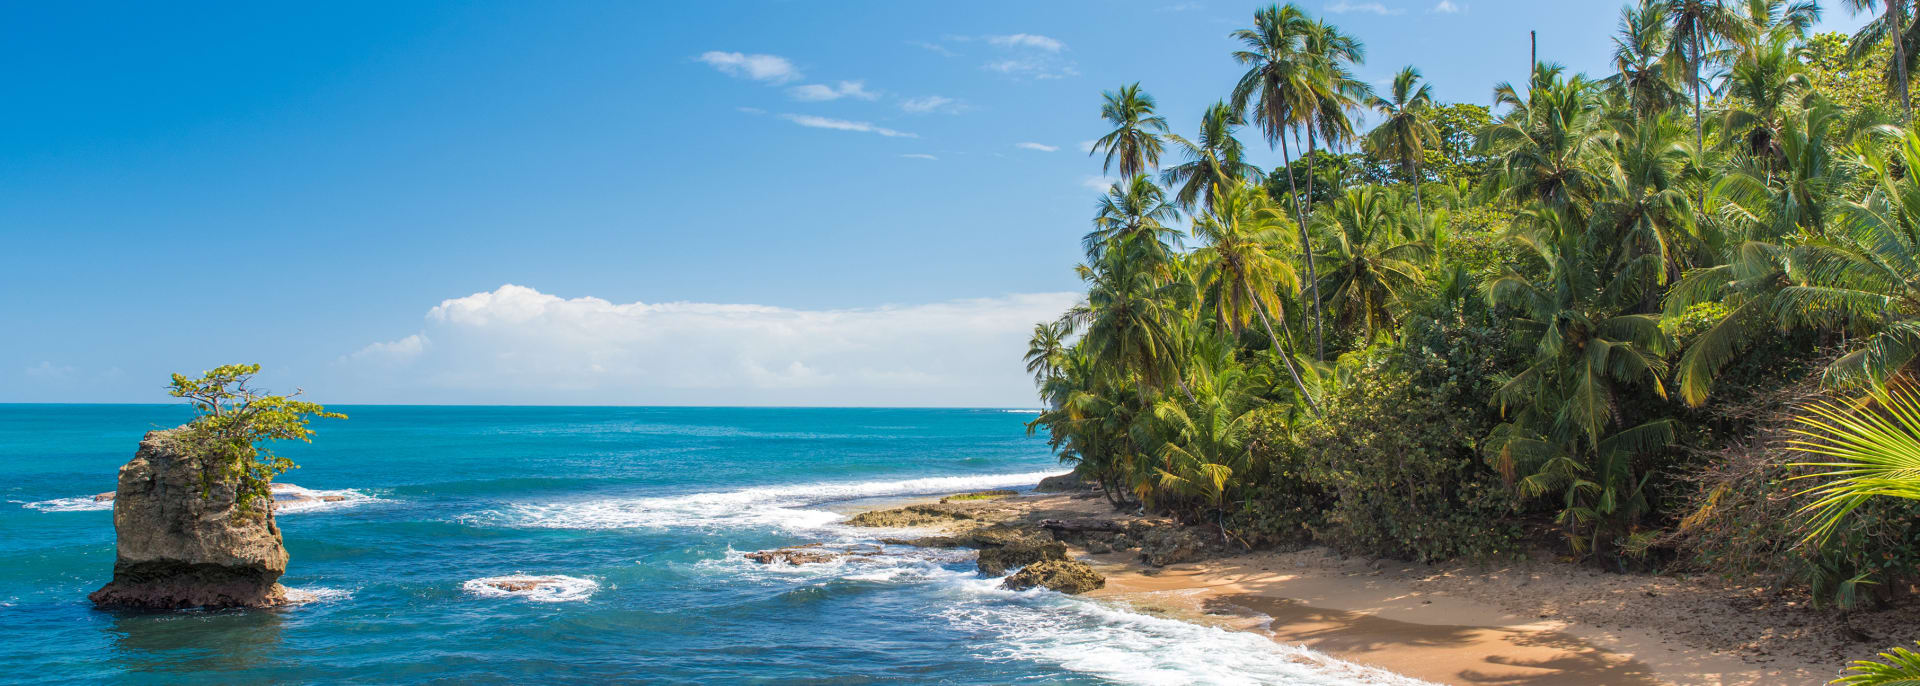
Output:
[{"xmin": 168, "ymin": 364, "xmax": 344, "ymax": 512}]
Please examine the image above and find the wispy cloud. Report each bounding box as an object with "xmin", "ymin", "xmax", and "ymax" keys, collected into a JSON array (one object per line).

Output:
[
  {"xmin": 900, "ymin": 153, "xmax": 939, "ymax": 160},
  {"xmin": 1158, "ymin": 2, "xmax": 1204, "ymax": 11},
  {"xmin": 1081, "ymin": 175, "xmax": 1118, "ymax": 192},
  {"xmin": 780, "ymin": 114, "xmax": 917, "ymax": 138},
  {"xmin": 1326, "ymin": 1, "xmax": 1403, "ymax": 15},
  {"xmin": 1079, "ymin": 139, "xmax": 1099, "ymax": 153},
  {"xmin": 912, "ymin": 40, "xmax": 959, "ymax": 57},
  {"xmin": 987, "ymin": 33, "xmax": 1065, "ymax": 52},
  {"xmin": 900, "ymin": 95, "xmax": 966, "ymax": 114},
  {"xmin": 788, "ymin": 80, "xmax": 879, "ymax": 102},
  {"xmin": 1015, "ymin": 142, "xmax": 1059, "ymax": 152},
  {"xmin": 697, "ymin": 51, "xmax": 802, "ymax": 84},
  {"xmin": 737, "ymin": 106, "xmax": 766, "ymax": 115},
  {"xmin": 1429, "ymin": 0, "xmax": 1464, "ymax": 13}
]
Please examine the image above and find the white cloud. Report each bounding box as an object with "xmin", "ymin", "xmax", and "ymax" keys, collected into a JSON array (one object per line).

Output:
[
  {"xmin": 901, "ymin": 95, "xmax": 965, "ymax": 114},
  {"xmin": 985, "ymin": 59, "xmax": 1080, "ymax": 80},
  {"xmin": 1157, "ymin": 2, "xmax": 1204, "ymax": 11},
  {"xmin": 1082, "ymin": 175, "xmax": 1118, "ymax": 192},
  {"xmin": 987, "ymin": 33, "xmax": 1065, "ymax": 52},
  {"xmin": 1430, "ymin": 0, "xmax": 1463, "ymax": 12},
  {"xmin": 24, "ymin": 361, "xmax": 74, "ymax": 380},
  {"xmin": 788, "ymin": 80, "xmax": 880, "ymax": 102},
  {"xmin": 779, "ymin": 114, "xmax": 918, "ymax": 138},
  {"xmin": 346, "ymin": 334, "xmax": 428, "ymax": 366},
  {"xmin": 1015, "ymin": 142, "xmax": 1059, "ymax": 152},
  {"xmin": 1327, "ymin": 1, "xmax": 1403, "ymax": 15},
  {"xmin": 900, "ymin": 153, "xmax": 939, "ymax": 160},
  {"xmin": 339, "ymin": 285, "xmax": 1080, "ymax": 406},
  {"xmin": 737, "ymin": 106, "xmax": 766, "ymax": 115},
  {"xmin": 1079, "ymin": 139, "xmax": 1098, "ymax": 153},
  {"xmin": 912, "ymin": 41, "xmax": 959, "ymax": 57},
  {"xmin": 697, "ymin": 51, "xmax": 802, "ymax": 84}
]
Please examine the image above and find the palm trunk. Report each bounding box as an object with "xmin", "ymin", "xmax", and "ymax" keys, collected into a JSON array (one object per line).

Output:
[
  {"xmin": 1691, "ymin": 30, "xmax": 1704, "ymax": 154},
  {"xmin": 1409, "ymin": 155, "xmax": 1426, "ymax": 217},
  {"xmin": 1896, "ymin": 3, "xmax": 1913, "ymax": 120},
  {"xmin": 1248, "ymin": 283, "xmax": 1321, "ymax": 415},
  {"xmin": 1302, "ymin": 126, "xmax": 1326, "ymax": 361}
]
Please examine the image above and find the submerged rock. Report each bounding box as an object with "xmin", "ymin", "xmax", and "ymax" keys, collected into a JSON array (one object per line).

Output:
[
  {"xmin": 1002, "ymin": 559, "xmax": 1105, "ymax": 594},
  {"xmin": 977, "ymin": 539, "xmax": 1068, "ymax": 575},
  {"xmin": 89, "ymin": 428, "xmax": 290, "ymax": 610},
  {"xmin": 746, "ymin": 543, "xmax": 882, "ymax": 565}
]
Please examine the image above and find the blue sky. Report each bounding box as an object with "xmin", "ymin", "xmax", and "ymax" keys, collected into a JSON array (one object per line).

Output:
[{"xmin": 0, "ymin": 1, "xmax": 1872, "ymax": 406}]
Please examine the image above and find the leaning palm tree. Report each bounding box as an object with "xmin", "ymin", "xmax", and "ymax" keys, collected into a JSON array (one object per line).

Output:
[
  {"xmin": 1231, "ymin": 3, "xmax": 1328, "ymax": 359},
  {"xmin": 1298, "ymin": 17, "xmax": 1369, "ymax": 224},
  {"xmin": 1363, "ymin": 66, "xmax": 1438, "ymax": 217},
  {"xmin": 1188, "ymin": 183, "xmax": 1318, "ymax": 412},
  {"xmin": 1665, "ymin": 0, "xmax": 1744, "ymax": 151},
  {"xmin": 1162, "ymin": 101, "xmax": 1264, "ymax": 212},
  {"xmin": 1091, "ymin": 83, "xmax": 1169, "ymax": 179},
  {"xmin": 1844, "ymin": 0, "xmax": 1917, "ymax": 120}
]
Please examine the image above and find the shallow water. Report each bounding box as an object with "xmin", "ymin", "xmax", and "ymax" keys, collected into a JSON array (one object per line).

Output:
[{"xmin": 0, "ymin": 405, "xmax": 1421, "ymax": 685}]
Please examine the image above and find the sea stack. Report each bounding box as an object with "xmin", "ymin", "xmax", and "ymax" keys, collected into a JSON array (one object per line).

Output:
[{"xmin": 89, "ymin": 427, "xmax": 290, "ymax": 609}]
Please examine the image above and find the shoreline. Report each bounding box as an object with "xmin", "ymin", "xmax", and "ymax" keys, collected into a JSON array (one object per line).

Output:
[{"xmin": 839, "ymin": 484, "xmax": 1847, "ymax": 686}]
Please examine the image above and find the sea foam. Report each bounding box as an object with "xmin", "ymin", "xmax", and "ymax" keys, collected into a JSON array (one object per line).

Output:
[
  {"xmin": 463, "ymin": 575, "xmax": 599, "ymax": 603},
  {"xmin": 21, "ymin": 483, "xmax": 381, "ymax": 514},
  {"xmin": 471, "ymin": 470, "xmax": 1067, "ymax": 533}
]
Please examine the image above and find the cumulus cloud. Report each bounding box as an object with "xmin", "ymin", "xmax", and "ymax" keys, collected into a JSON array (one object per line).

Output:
[
  {"xmin": 979, "ymin": 33, "xmax": 1076, "ymax": 80},
  {"xmin": 779, "ymin": 114, "xmax": 917, "ymax": 138},
  {"xmin": 1015, "ymin": 142, "xmax": 1059, "ymax": 152},
  {"xmin": 788, "ymin": 80, "xmax": 879, "ymax": 101},
  {"xmin": 697, "ymin": 51, "xmax": 802, "ymax": 83},
  {"xmin": 338, "ymin": 285, "xmax": 1079, "ymax": 406},
  {"xmin": 1327, "ymin": 1, "xmax": 1403, "ymax": 14}
]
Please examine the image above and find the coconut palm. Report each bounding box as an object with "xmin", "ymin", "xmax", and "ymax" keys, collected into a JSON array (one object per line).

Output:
[
  {"xmin": 1721, "ymin": 28, "xmax": 1813, "ymax": 164},
  {"xmin": 1364, "ymin": 66, "xmax": 1439, "ymax": 217},
  {"xmin": 1298, "ymin": 17, "xmax": 1369, "ymax": 223},
  {"xmin": 1069, "ymin": 248, "xmax": 1196, "ymax": 400},
  {"xmin": 1607, "ymin": 1, "xmax": 1688, "ymax": 118},
  {"xmin": 1483, "ymin": 65, "xmax": 1612, "ymax": 218},
  {"xmin": 1162, "ymin": 101, "xmax": 1264, "ymax": 212},
  {"xmin": 1665, "ymin": 0, "xmax": 1744, "ymax": 151},
  {"xmin": 1091, "ymin": 82, "xmax": 1170, "ymax": 178},
  {"xmin": 1843, "ymin": 0, "xmax": 1917, "ymax": 119},
  {"xmin": 1024, "ymin": 321, "xmax": 1071, "ymax": 383},
  {"xmin": 1188, "ymin": 183, "xmax": 1318, "ymax": 412},
  {"xmin": 1150, "ymin": 352, "xmax": 1266, "ymax": 538},
  {"xmin": 1312, "ymin": 186, "xmax": 1432, "ymax": 340},
  {"xmin": 1085, "ymin": 174, "xmax": 1184, "ymax": 263}
]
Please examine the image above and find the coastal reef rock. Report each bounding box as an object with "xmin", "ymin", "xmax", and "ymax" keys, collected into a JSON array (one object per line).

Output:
[
  {"xmin": 940, "ymin": 489, "xmax": 1018, "ymax": 503},
  {"xmin": 1134, "ymin": 524, "xmax": 1216, "ymax": 567},
  {"xmin": 844, "ymin": 504, "xmax": 975, "ymax": 528},
  {"xmin": 1002, "ymin": 560, "xmax": 1105, "ymax": 594},
  {"xmin": 746, "ymin": 543, "xmax": 882, "ymax": 565},
  {"xmin": 1034, "ymin": 473, "xmax": 1091, "ymax": 493},
  {"xmin": 89, "ymin": 428, "xmax": 290, "ymax": 610},
  {"xmin": 977, "ymin": 539, "xmax": 1068, "ymax": 575}
]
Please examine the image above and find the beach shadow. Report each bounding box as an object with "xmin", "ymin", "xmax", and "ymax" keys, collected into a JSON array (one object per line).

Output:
[{"xmin": 1212, "ymin": 595, "xmax": 1664, "ymax": 686}]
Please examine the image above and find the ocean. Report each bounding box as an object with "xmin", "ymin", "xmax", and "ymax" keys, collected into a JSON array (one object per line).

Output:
[{"xmin": 0, "ymin": 405, "xmax": 1418, "ymax": 685}]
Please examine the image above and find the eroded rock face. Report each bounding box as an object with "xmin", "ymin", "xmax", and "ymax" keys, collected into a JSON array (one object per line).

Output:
[
  {"xmin": 977, "ymin": 539, "xmax": 1068, "ymax": 575},
  {"xmin": 89, "ymin": 428, "xmax": 290, "ymax": 610},
  {"xmin": 746, "ymin": 543, "xmax": 882, "ymax": 565},
  {"xmin": 843, "ymin": 504, "xmax": 976, "ymax": 528},
  {"xmin": 1002, "ymin": 559, "xmax": 1105, "ymax": 594}
]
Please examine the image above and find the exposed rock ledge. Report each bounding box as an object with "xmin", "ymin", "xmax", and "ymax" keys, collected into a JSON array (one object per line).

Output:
[{"xmin": 89, "ymin": 428, "xmax": 290, "ymax": 610}]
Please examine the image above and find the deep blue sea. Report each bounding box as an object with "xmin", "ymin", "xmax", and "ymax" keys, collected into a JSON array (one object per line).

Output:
[{"xmin": 0, "ymin": 405, "xmax": 1413, "ymax": 685}]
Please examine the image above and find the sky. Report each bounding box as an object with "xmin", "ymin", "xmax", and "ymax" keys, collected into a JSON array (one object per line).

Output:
[{"xmin": 0, "ymin": 1, "xmax": 1874, "ymax": 407}]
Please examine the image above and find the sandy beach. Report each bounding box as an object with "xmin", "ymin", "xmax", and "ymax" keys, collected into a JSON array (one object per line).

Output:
[{"xmin": 844, "ymin": 486, "xmax": 1908, "ymax": 686}]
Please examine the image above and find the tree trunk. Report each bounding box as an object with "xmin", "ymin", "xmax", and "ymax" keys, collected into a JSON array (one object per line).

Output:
[
  {"xmin": 1896, "ymin": 3, "xmax": 1913, "ymax": 120},
  {"xmin": 1691, "ymin": 28, "xmax": 1705, "ymax": 154},
  {"xmin": 1303, "ymin": 126, "xmax": 1326, "ymax": 361},
  {"xmin": 1409, "ymin": 155, "xmax": 1426, "ymax": 218},
  {"xmin": 1276, "ymin": 130, "xmax": 1324, "ymax": 364},
  {"xmin": 1249, "ymin": 283, "xmax": 1321, "ymax": 415}
]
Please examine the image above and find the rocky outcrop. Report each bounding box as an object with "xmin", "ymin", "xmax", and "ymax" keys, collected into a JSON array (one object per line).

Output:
[
  {"xmin": 940, "ymin": 490, "xmax": 1018, "ymax": 503},
  {"xmin": 844, "ymin": 504, "xmax": 976, "ymax": 528},
  {"xmin": 89, "ymin": 428, "xmax": 290, "ymax": 610},
  {"xmin": 1134, "ymin": 524, "xmax": 1216, "ymax": 567},
  {"xmin": 1002, "ymin": 560, "xmax": 1105, "ymax": 594},
  {"xmin": 976, "ymin": 539, "xmax": 1068, "ymax": 575},
  {"xmin": 1034, "ymin": 473, "xmax": 1090, "ymax": 493},
  {"xmin": 746, "ymin": 543, "xmax": 882, "ymax": 565}
]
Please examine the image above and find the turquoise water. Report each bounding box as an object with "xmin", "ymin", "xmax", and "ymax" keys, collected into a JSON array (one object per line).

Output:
[{"xmin": 0, "ymin": 405, "xmax": 1415, "ymax": 685}]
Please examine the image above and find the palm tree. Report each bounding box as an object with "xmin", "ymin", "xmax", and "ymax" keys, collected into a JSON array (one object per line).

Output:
[
  {"xmin": 1188, "ymin": 183, "xmax": 1318, "ymax": 412},
  {"xmin": 1091, "ymin": 83, "xmax": 1169, "ymax": 179},
  {"xmin": 1363, "ymin": 66, "xmax": 1439, "ymax": 217},
  {"xmin": 1231, "ymin": 3, "xmax": 1328, "ymax": 359},
  {"xmin": 1024, "ymin": 321, "xmax": 1070, "ymax": 383},
  {"xmin": 1482, "ymin": 65, "xmax": 1611, "ymax": 218},
  {"xmin": 1844, "ymin": 0, "xmax": 1916, "ymax": 119},
  {"xmin": 1665, "ymin": 0, "xmax": 1743, "ymax": 152},
  {"xmin": 1720, "ymin": 28, "xmax": 1813, "ymax": 163},
  {"xmin": 1069, "ymin": 248, "xmax": 1196, "ymax": 401},
  {"xmin": 1085, "ymin": 174, "xmax": 1184, "ymax": 263},
  {"xmin": 1591, "ymin": 110, "xmax": 1699, "ymax": 286},
  {"xmin": 1606, "ymin": 1, "xmax": 1687, "ymax": 118},
  {"xmin": 1298, "ymin": 17, "xmax": 1369, "ymax": 224},
  {"xmin": 1150, "ymin": 352, "xmax": 1267, "ymax": 538},
  {"xmin": 1162, "ymin": 101, "xmax": 1264, "ymax": 212},
  {"xmin": 1312, "ymin": 186, "xmax": 1432, "ymax": 340}
]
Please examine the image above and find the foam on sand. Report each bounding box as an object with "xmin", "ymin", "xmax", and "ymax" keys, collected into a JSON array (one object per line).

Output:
[
  {"xmin": 474, "ymin": 470, "xmax": 1066, "ymax": 532},
  {"xmin": 463, "ymin": 575, "xmax": 599, "ymax": 603}
]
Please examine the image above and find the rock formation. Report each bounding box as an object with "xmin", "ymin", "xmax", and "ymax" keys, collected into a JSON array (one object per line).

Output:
[
  {"xmin": 1002, "ymin": 559, "xmax": 1105, "ymax": 594},
  {"xmin": 976, "ymin": 539, "xmax": 1068, "ymax": 575},
  {"xmin": 89, "ymin": 428, "xmax": 291, "ymax": 610}
]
